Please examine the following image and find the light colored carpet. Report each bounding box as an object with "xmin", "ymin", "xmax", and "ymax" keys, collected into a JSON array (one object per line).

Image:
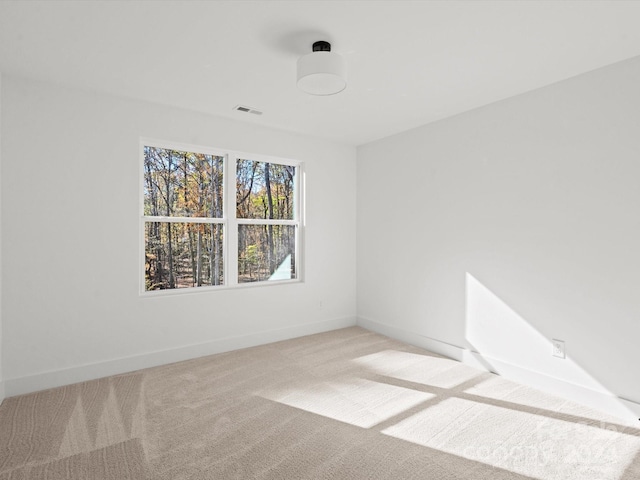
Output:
[{"xmin": 0, "ymin": 327, "xmax": 638, "ymax": 479}]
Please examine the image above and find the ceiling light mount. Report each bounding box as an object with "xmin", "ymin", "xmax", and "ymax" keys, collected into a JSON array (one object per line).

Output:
[
  {"xmin": 312, "ymin": 41, "xmax": 331, "ymax": 52},
  {"xmin": 297, "ymin": 40, "xmax": 346, "ymax": 96}
]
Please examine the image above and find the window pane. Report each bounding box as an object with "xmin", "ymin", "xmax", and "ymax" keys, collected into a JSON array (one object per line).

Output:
[
  {"xmin": 236, "ymin": 159, "xmax": 295, "ymax": 220},
  {"xmin": 145, "ymin": 222, "xmax": 223, "ymax": 290},
  {"xmin": 144, "ymin": 146, "xmax": 223, "ymax": 218},
  {"xmin": 238, "ymin": 225, "xmax": 296, "ymax": 283}
]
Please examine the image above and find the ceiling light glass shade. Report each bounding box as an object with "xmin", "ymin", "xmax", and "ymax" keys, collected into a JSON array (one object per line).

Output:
[{"xmin": 297, "ymin": 51, "xmax": 347, "ymax": 96}]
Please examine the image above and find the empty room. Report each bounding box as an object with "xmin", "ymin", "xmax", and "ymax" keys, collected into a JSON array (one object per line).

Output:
[{"xmin": 1, "ymin": 1, "xmax": 639, "ymax": 479}]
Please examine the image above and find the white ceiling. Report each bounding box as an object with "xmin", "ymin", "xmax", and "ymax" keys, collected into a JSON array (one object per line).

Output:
[{"xmin": 2, "ymin": 1, "xmax": 640, "ymax": 146}]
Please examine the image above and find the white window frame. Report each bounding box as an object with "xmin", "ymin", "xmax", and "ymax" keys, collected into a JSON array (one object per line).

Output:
[{"xmin": 140, "ymin": 138, "xmax": 304, "ymax": 295}]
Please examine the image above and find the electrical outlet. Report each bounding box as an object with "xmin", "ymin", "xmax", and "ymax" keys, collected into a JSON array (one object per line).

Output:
[{"xmin": 552, "ymin": 339, "xmax": 565, "ymax": 359}]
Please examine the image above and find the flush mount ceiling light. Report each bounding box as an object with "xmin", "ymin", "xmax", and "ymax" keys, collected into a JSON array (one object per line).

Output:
[{"xmin": 297, "ymin": 41, "xmax": 347, "ymax": 96}]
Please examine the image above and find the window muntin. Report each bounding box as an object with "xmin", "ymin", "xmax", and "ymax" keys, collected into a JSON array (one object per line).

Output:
[{"xmin": 141, "ymin": 141, "xmax": 302, "ymax": 294}]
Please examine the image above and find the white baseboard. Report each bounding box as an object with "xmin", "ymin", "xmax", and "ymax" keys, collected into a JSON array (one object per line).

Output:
[
  {"xmin": 357, "ymin": 316, "xmax": 465, "ymax": 361},
  {"xmin": 0, "ymin": 380, "xmax": 5, "ymax": 405},
  {"xmin": 5, "ymin": 316, "xmax": 357, "ymax": 397},
  {"xmin": 357, "ymin": 316, "xmax": 640, "ymax": 425}
]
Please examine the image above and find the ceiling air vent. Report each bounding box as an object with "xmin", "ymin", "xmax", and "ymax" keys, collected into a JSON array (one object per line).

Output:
[{"xmin": 233, "ymin": 105, "xmax": 263, "ymax": 116}]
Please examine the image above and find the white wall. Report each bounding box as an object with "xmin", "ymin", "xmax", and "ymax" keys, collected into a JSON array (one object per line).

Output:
[
  {"xmin": 357, "ymin": 56, "xmax": 640, "ymax": 421},
  {"xmin": 0, "ymin": 72, "xmax": 4, "ymax": 403},
  {"xmin": 1, "ymin": 75, "xmax": 357, "ymax": 395}
]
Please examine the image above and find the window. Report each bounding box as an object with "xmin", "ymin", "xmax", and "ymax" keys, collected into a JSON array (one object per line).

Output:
[{"xmin": 141, "ymin": 140, "xmax": 302, "ymax": 293}]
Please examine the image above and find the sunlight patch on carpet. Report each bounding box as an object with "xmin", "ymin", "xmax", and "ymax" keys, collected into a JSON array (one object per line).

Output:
[
  {"xmin": 353, "ymin": 349, "xmax": 482, "ymax": 389},
  {"xmin": 382, "ymin": 397, "xmax": 640, "ymax": 480},
  {"xmin": 258, "ymin": 378, "xmax": 434, "ymax": 428}
]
